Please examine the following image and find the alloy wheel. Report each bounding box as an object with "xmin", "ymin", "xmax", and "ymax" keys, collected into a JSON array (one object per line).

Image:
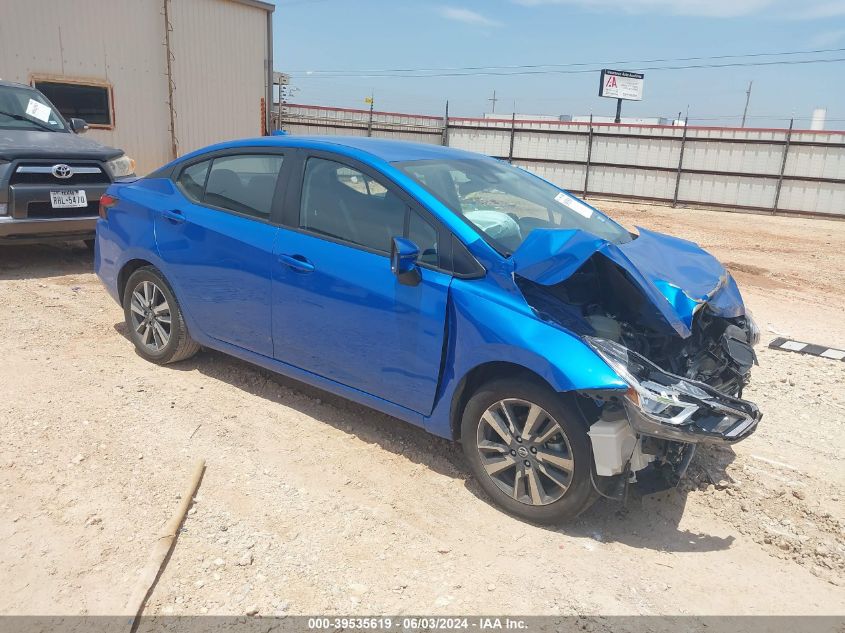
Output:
[
  {"xmin": 476, "ymin": 398, "xmax": 575, "ymax": 506},
  {"xmin": 129, "ymin": 280, "xmax": 172, "ymax": 352}
]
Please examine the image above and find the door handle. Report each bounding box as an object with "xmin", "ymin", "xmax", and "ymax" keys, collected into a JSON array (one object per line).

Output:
[
  {"xmin": 278, "ymin": 253, "xmax": 315, "ymax": 273},
  {"xmin": 162, "ymin": 208, "xmax": 185, "ymax": 224}
]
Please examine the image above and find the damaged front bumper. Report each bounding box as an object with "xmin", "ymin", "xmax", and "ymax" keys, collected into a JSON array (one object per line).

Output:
[{"xmin": 586, "ymin": 336, "xmax": 762, "ymax": 445}]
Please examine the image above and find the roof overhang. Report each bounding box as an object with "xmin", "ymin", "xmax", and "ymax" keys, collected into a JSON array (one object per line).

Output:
[{"xmin": 228, "ymin": 0, "xmax": 275, "ymax": 12}]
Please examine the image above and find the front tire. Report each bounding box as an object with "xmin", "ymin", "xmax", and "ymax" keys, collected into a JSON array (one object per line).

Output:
[
  {"xmin": 461, "ymin": 377, "xmax": 595, "ymax": 523},
  {"xmin": 123, "ymin": 266, "xmax": 200, "ymax": 364}
]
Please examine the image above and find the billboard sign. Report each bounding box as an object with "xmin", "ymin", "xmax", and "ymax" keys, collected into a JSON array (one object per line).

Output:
[{"xmin": 599, "ymin": 69, "xmax": 644, "ymax": 101}]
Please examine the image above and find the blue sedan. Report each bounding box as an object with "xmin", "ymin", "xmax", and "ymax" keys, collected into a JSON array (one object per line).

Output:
[{"xmin": 95, "ymin": 136, "xmax": 761, "ymax": 522}]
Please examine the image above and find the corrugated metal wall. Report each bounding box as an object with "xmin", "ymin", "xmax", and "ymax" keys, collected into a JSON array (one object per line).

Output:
[
  {"xmin": 169, "ymin": 0, "xmax": 269, "ymax": 157},
  {"xmin": 280, "ymin": 104, "xmax": 444, "ymax": 144},
  {"xmin": 282, "ymin": 104, "xmax": 845, "ymax": 218},
  {"xmin": 0, "ymin": 0, "xmax": 271, "ymax": 175},
  {"xmin": 0, "ymin": 0, "xmax": 172, "ymax": 175}
]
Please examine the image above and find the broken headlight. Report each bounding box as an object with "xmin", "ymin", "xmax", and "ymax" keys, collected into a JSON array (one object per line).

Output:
[
  {"xmin": 745, "ymin": 310, "xmax": 761, "ymax": 347},
  {"xmin": 585, "ymin": 336, "xmax": 761, "ymax": 443}
]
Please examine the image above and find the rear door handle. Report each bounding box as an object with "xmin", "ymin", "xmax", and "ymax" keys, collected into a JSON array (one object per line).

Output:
[
  {"xmin": 278, "ymin": 253, "xmax": 315, "ymax": 273},
  {"xmin": 162, "ymin": 208, "xmax": 185, "ymax": 224}
]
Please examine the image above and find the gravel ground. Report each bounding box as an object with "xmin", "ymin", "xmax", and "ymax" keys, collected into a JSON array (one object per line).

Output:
[{"xmin": 1, "ymin": 202, "xmax": 843, "ymax": 617}]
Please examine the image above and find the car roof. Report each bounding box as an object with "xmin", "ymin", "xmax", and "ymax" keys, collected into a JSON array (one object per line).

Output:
[
  {"xmin": 180, "ymin": 135, "xmax": 488, "ymax": 164},
  {"xmin": 0, "ymin": 79, "xmax": 38, "ymax": 90}
]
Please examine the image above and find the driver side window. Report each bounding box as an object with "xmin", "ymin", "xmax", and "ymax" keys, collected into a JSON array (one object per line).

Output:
[
  {"xmin": 299, "ymin": 156, "xmax": 443, "ymax": 268},
  {"xmin": 300, "ymin": 157, "xmax": 406, "ymax": 253},
  {"xmin": 408, "ymin": 211, "xmax": 438, "ymax": 266}
]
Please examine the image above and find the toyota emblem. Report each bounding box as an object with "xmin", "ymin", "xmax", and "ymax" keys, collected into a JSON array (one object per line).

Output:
[{"xmin": 52, "ymin": 164, "xmax": 73, "ymax": 179}]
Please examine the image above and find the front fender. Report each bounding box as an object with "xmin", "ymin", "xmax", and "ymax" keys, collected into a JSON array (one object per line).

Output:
[{"xmin": 424, "ymin": 277, "xmax": 625, "ymax": 438}]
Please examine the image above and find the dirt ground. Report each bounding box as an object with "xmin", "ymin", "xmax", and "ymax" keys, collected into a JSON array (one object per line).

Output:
[{"xmin": 1, "ymin": 202, "xmax": 843, "ymax": 618}]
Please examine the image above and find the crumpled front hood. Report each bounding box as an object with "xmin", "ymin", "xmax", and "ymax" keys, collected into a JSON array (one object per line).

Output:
[
  {"xmin": 0, "ymin": 129, "xmax": 123, "ymax": 161},
  {"xmin": 511, "ymin": 227, "xmax": 746, "ymax": 338}
]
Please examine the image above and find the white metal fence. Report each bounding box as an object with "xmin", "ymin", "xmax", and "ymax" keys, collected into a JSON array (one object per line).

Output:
[{"xmin": 279, "ymin": 104, "xmax": 845, "ymax": 218}]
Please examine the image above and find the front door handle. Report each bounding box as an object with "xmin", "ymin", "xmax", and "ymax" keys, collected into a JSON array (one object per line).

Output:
[
  {"xmin": 162, "ymin": 208, "xmax": 185, "ymax": 224},
  {"xmin": 278, "ymin": 253, "xmax": 315, "ymax": 273}
]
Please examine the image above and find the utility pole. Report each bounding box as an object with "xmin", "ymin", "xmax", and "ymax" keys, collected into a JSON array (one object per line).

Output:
[
  {"xmin": 488, "ymin": 89, "xmax": 498, "ymax": 114},
  {"xmin": 741, "ymin": 81, "xmax": 753, "ymax": 128},
  {"xmin": 273, "ymin": 72, "xmax": 291, "ymax": 132}
]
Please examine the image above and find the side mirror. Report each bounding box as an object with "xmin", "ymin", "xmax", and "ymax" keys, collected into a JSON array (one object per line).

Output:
[
  {"xmin": 390, "ymin": 237, "xmax": 421, "ymax": 286},
  {"xmin": 69, "ymin": 118, "xmax": 89, "ymax": 134}
]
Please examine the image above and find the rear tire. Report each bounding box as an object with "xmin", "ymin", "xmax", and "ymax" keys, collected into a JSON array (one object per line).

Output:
[
  {"xmin": 84, "ymin": 239, "xmax": 95, "ymax": 251},
  {"xmin": 461, "ymin": 377, "xmax": 596, "ymax": 523},
  {"xmin": 123, "ymin": 266, "xmax": 200, "ymax": 364}
]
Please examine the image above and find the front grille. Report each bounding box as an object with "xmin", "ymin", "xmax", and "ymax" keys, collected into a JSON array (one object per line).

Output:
[
  {"xmin": 26, "ymin": 201, "xmax": 99, "ymax": 218},
  {"xmin": 11, "ymin": 164, "xmax": 110, "ymax": 186}
]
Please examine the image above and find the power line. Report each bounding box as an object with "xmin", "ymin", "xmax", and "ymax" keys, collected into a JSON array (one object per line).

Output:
[
  {"xmin": 292, "ymin": 56, "xmax": 845, "ymax": 79},
  {"xmin": 290, "ymin": 46, "xmax": 845, "ymax": 75}
]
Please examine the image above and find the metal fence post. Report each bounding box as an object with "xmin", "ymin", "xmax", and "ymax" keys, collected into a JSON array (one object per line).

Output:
[
  {"xmin": 366, "ymin": 96, "xmax": 374, "ymax": 137},
  {"xmin": 672, "ymin": 117, "xmax": 689, "ymax": 208},
  {"xmin": 772, "ymin": 118, "xmax": 794, "ymax": 215},
  {"xmin": 583, "ymin": 114, "xmax": 593, "ymax": 198},
  {"xmin": 508, "ymin": 112, "xmax": 516, "ymax": 163},
  {"xmin": 441, "ymin": 100, "xmax": 449, "ymax": 146}
]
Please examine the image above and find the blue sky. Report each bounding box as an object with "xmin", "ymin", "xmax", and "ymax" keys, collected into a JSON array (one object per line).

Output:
[{"xmin": 272, "ymin": 0, "xmax": 845, "ymax": 128}]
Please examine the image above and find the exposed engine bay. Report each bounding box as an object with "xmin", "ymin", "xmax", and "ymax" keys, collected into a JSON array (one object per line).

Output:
[
  {"xmin": 516, "ymin": 253, "xmax": 759, "ymax": 393},
  {"xmin": 515, "ymin": 250, "xmax": 762, "ymax": 496}
]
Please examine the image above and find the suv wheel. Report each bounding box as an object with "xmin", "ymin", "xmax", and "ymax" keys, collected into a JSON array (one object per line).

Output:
[
  {"xmin": 123, "ymin": 266, "xmax": 200, "ymax": 364},
  {"xmin": 461, "ymin": 377, "xmax": 596, "ymax": 523}
]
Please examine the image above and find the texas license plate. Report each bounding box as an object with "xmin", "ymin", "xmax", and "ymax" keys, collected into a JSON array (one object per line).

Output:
[{"xmin": 50, "ymin": 190, "xmax": 87, "ymax": 208}]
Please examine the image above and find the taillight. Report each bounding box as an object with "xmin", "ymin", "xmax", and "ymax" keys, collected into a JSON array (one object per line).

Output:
[{"xmin": 99, "ymin": 193, "xmax": 117, "ymax": 220}]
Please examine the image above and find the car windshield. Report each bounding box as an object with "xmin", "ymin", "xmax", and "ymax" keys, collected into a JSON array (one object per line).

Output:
[
  {"xmin": 0, "ymin": 84, "xmax": 66, "ymax": 132},
  {"xmin": 396, "ymin": 158, "xmax": 631, "ymax": 254}
]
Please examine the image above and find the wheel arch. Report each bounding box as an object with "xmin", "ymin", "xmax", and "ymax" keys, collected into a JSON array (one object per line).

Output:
[
  {"xmin": 117, "ymin": 258, "xmax": 157, "ymax": 302},
  {"xmin": 449, "ymin": 361, "xmax": 565, "ymax": 441}
]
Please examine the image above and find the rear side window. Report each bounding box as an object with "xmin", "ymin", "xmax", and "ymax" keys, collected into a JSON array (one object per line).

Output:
[
  {"xmin": 177, "ymin": 160, "xmax": 210, "ymax": 203},
  {"xmin": 205, "ymin": 155, "xmax": 284, "ymax": 219},
  {"xmin": 177, "ymin": 154, "xmax": 284, "ymax": 219}
]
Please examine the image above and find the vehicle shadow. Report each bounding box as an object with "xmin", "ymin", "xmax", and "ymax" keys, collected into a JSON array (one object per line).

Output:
[
  {"xmin": 113, "ymin": 322, "xmax": 737, "ymax": 554},
  {"xmin": 568, "ymin": 447, "xmax": 738, "ymax": 553},
  {"xmin": 0, "ymin": 241, "xmax": 92, "ymax": 280}
]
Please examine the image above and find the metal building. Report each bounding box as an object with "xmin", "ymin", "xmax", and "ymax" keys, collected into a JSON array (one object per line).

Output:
[{"xmin": 0, "ymin": 0, "xmax": 274, "ymax": 175}]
